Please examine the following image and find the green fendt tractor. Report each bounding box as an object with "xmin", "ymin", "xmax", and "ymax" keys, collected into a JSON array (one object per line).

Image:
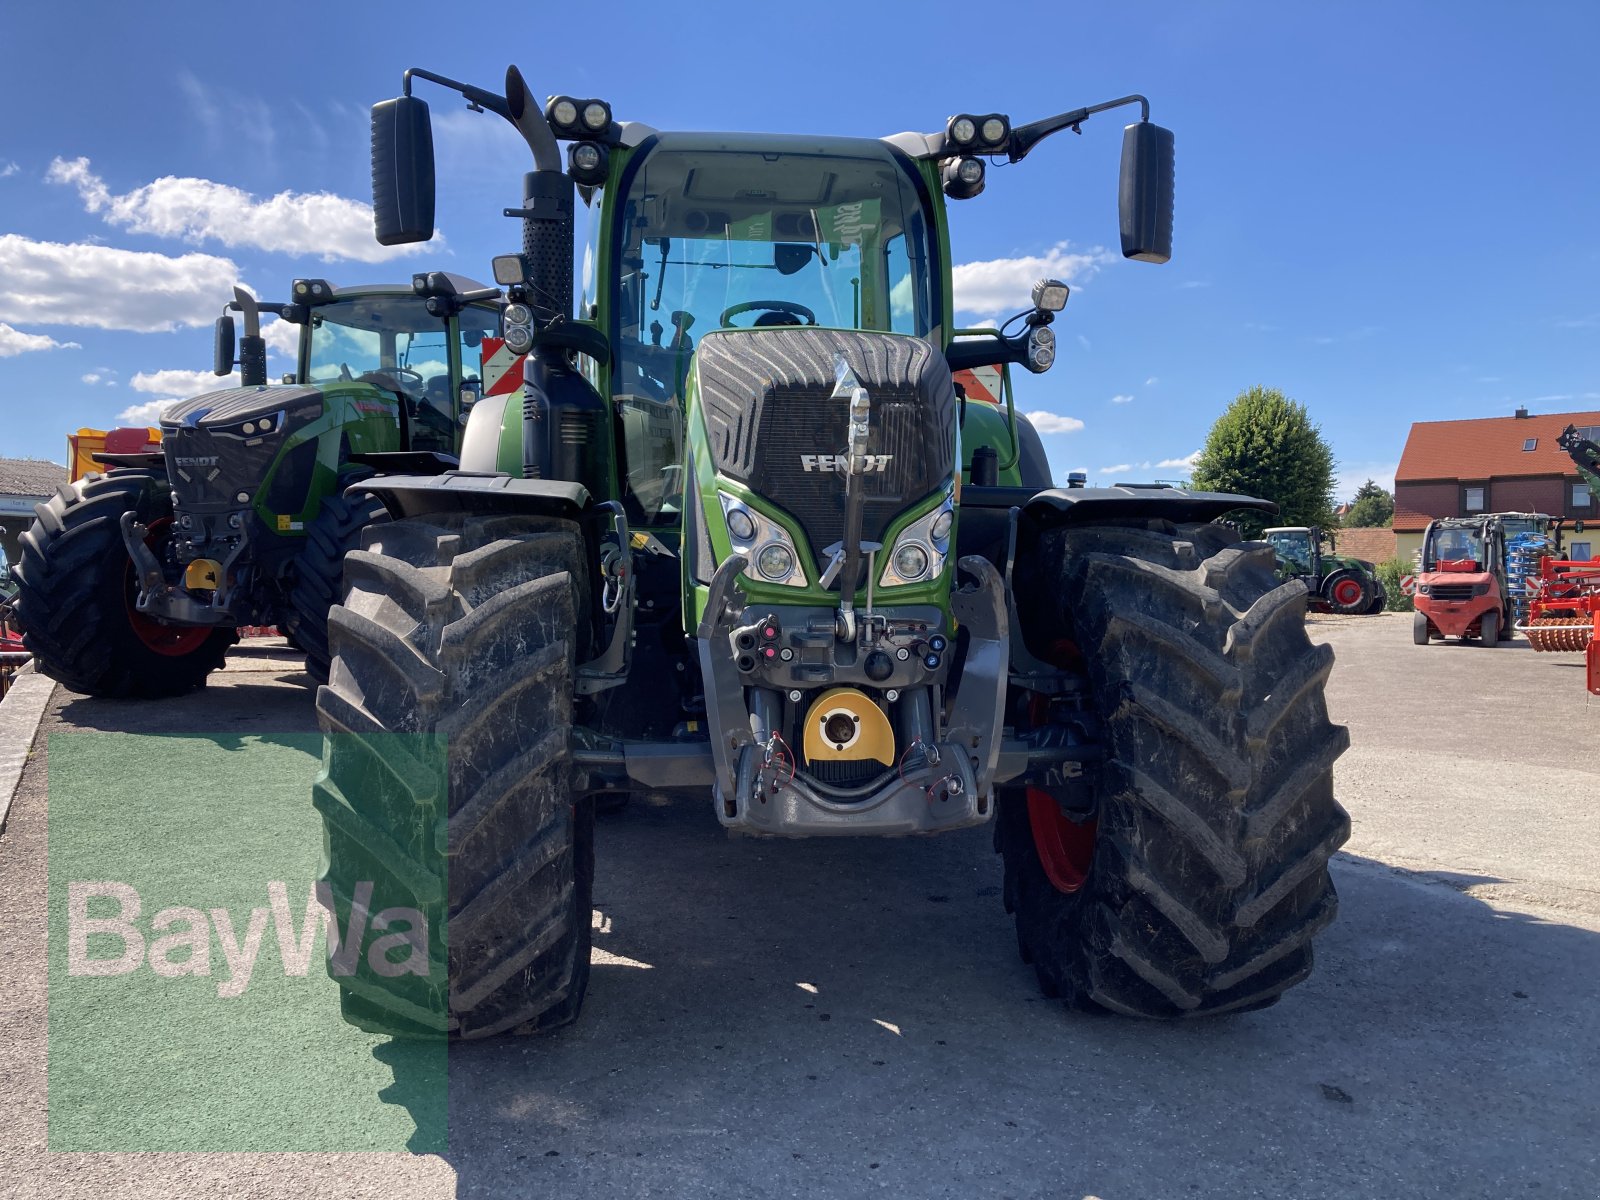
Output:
[
  {"xmin": 1264, "ymin": 525, "xmax": 1387, "ymax": 614},
  {"xmin": 14, "ymin": 274, "xmax": 503, "ymax": 694},
  {"xmin": 316, "ymin": 65, "xmax": 1351, "ymax": 1037}
]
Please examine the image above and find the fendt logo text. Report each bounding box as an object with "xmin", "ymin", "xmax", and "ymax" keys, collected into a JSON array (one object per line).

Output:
[
  {"xmin": 800, "ymin": 454, "xmax": 892, "ymax": 472},
  {"xmin": 172, "ymin": 456, "xmax": 220, "ymax": 467}
]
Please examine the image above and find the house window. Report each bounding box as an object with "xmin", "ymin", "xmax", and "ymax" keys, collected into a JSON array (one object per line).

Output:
[
  {"xmin": 1523, "ymin": 437, "xmax": 1538, "ymax": 451},
  {"xmin": 1575, "ymin": 482, "xmax": 1594, "ymax": 508},
  {"xmin": 1570, "ymin": 542, "xmax": 1592, "ymax": 561},
  {"xmin": 1575, "ymin": 426, "xmax": 1600, "ymax": 443},
  {"xmin": 1464, "ymin": 486, "xmax": 1485, "ymax": 513}
]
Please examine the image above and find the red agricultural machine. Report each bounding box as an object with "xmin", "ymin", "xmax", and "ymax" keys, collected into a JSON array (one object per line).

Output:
[{"xmin": 1516, "ymin": 425, "xmax": 1600, "ymax": 693}]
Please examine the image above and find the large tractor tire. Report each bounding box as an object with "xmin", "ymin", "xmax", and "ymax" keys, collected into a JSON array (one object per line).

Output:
[
  {"xmin": 1000, "ymin": 521, "xmax": 1351, "ymax": 1017},
  {"xmin": 313, "ymin": 512, "xmax": 594, "ymax": 1039},
  {"xmin": 13, "ymin": 471, "xmax": 232, "ymax": 698},
  {"xmin": 1321, "ymin": 569, "xmax": 1373, "ymax": 615},
  {"xmin": 281, "ymin": 484, "xmax": 389, "ymax": 682}
]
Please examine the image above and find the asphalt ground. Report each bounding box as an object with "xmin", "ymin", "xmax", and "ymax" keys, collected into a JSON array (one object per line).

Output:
[{"xmin": 1, "ymin": 615, "xmax": 1597, "ymax": 1198}]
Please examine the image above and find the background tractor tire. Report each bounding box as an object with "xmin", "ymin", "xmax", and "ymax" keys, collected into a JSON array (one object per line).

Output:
[
  {"xmin": 1413, "ymin": 611, "xmax": 1431, "ymax": 645},
  {"xmin": 1001, "ymin": 521, "xmax": 1350, "ymax": 1017},
  {"xmin": 313, "ymin": 512, "xmax": 594, "ymax": 1039},
  {"xmin": 1321, "ymin": 569, "xmax": 1373, "ymax": 615},
  {"xmin": 13, "ymin": 470, "xmax": 232, "ymax": 698},
  {"xmin": 281, "ymin": 484, "xmax": 389, "ymax": 682}
]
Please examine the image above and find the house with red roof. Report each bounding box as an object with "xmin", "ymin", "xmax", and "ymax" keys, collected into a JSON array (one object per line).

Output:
[{"xmin": 1393, "ymin": 408, "xmax": 1600, "ymax": 563}]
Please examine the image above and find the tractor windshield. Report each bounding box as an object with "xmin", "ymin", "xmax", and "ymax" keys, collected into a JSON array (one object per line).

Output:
[
  {"xmin": 607, "ymin": 137, "xmax": 940, "ymax": 524},
  {"xmin": 1267, "ymin": 531, "xmax": 1314, "ymax": 572}
]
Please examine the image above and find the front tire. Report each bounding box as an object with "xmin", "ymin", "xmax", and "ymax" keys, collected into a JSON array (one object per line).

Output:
[
  {"xmin": 1001, "ymin": 522, "xmax": 1351, "ymax": 1017},
  {"xmin": 313, "ymin": 512, "xmax": 594, "ymax": 1038},
  {"xmin": 13, "ymin": 471, "xmax": 232, "ymax": 698},
  {"xmin": 281, "ymin": 484, "xmax": 388, "ymax": 682},
  {"xmin": 1413, "ymin": 611, "xmax": 1431, "ymax": 645},
  {"xmin": 1480, "ymin": 609, "xmax": 1500, "ymax": 647}
]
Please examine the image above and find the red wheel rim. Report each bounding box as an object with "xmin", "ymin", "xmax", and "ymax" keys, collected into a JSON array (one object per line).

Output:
[
  {"xmin": 1332, "ymin": 578, "xmax": 1363, "ymax": 607},
  {"xmin": 124, "ymin": 517, "xmax": 211, "ymax": 657},
  {"xmin": 1026, "ymin": 785, "xmax": 1097, "ymax": 894}
]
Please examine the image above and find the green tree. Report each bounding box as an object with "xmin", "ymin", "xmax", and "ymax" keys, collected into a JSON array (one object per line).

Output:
[
  {"xmin": 1190, "ymin": 386, "xmax": 1337, "ymax": 537},
  {"xmin": 1344, "ymin": 478, "xmax": 1395, "ymax": 527}
]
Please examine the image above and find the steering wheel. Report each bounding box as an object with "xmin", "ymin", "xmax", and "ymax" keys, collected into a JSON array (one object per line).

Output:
[
  {"xmin": 720, "ymin": 300, "xmax": 817, "ymax": 328},
  {"xmin": 357, "ymin": 367, "xmax": 426, "ymax": 394}
]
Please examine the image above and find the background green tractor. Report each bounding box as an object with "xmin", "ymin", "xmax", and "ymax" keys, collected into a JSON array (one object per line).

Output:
[
  {"xmin": 1264, "ymin": 525, "xmax": 1386, "ymax": 614},
  {"xmin": 14, "ymin": 272, "xmax": 504, "ymax": 695},
  {"xmin": 314, "ymin": 65, "xmax": 1350, "ymax": 1038}
]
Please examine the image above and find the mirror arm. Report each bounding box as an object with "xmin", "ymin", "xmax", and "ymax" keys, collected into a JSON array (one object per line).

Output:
[
  {"xmin": 402, "ymin": 67, "xmax": 511, "ymax": 121},
  {"xmin": 399, "ymin": 65, "xmax": 561, "ymax": 173},
  {"xmin": 1009, "ymin": 94, "xmax": 1150, "ymax": 163}
]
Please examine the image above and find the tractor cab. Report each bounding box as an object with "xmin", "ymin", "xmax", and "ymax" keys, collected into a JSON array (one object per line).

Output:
[
  {"xmin": 1265, "ymin": 526, "xmax": 1320, "ymax": 576},
  {"xmin": 1414, "ymin": 516, "xmax": 1510, "ymax": 645}
]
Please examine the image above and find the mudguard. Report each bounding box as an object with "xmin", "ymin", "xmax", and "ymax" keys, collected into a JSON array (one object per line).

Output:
[{"xmin": 348, "ymin": 471, "xmax": 588, "ymax": 521}]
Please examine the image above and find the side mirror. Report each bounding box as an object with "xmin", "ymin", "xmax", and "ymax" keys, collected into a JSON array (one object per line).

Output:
[
  {"xmin": 371, "ymin": 96, "xmax": 437, "ymax": 246},
  {"xmin": 1119, "ymin": 122, "xmax": 1175, "ymax": 264},
  {"xmin": 213, "ymin": 315, "xmax": 236, "ymax": 376}
]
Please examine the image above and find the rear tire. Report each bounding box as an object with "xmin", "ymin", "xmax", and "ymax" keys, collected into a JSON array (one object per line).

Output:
[
  {"xmin": 281, "ymin": 484, "xmax": 388, "ymax": 682},
  {"xmin": 1321, "ymin": 570, "xmax": 1372, "ymax": 615},
  {"xmin": 1001, "ymin": 522, "xmax": 1350, "ymax": 1017},
  {"xmin": 13, "ymin": 471, "xmax": 232, "ymax": 698},
  {"xmin": 313, "ymin": 512, "xmax": 594, "ymax": 1038},
  {"xmin": 1480, "ymin": 609, "xmax": 1500, "ymax": 647},
  {"xmin": 1413, "ymin": 611, "xmax": 1430, "ymax": 645}
]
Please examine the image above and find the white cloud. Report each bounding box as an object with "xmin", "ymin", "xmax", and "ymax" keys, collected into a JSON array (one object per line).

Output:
[
  {"xmin": 47, "ymin": 156, "xmax": 429, "ymax": 264},
  {"xmin": 1024, "ymin": 411, "xmax": 1085, "ymax": 435},
  {"xmin": 1145, "ymin": 376, "xmax": 1159, "ymax": 387},
  {"xmin": 0, "ymin": 322, "xmax": 79, "ymax": 357},
  {"xmin": 116, "ymin": 400, "xmax": 175, "ymax": 425},
  {"xmin": 1110, "ymin": 393, "xmax": 1134, "ymax": 405},
  {"xmin": 1156, "ymin": 450, "xmax": 1201, "ymax": 470},
  {"xmin": 0, "ymin": 233, "xmax": 240, "ymax": 331},
  {"xmin": 952, "ymin": 241, "xmax": 1115, "ymax": 318},
  {"xmin": 1177, "ymin": 280, "xmax": 1210, "ymax": 289},
  {"xmin": 1098, "ymin": 464, "xmax": 1132, "ymax": 475},
  {"xmin": 0, "ymin": 161, "xmax": 18, "ymax": 178},
  {"xmin": 131, "ymin": 368, "xmax": 238, "ymax": 397},
  {"xmin": 260, "ymin": 316, "xmax": 300, "ymax": 359}
]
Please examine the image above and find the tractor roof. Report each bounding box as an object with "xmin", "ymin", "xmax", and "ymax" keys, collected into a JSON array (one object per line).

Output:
[
  {"xmin": 331, "ymin": 274, "xmax": 496, "ymax": 299},
  {"xmin": 1263, "ymin": 526, "xmax": 1312, "ymax": 535}
]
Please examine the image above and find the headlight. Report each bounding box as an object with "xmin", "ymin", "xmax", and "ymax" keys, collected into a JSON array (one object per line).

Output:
[
  {"xmin": 757, "ymin": 543, "xmax": 795, "ymax": 581},
  {"xmin": 503, "ymin": 323, "xmax": 534, "ymax": 355},
  {"xmin": 551, "ymin": 98, "xmax": 579, "ymax": 129},
  {"xmin": 881, "ymin": 493, "xmax": 955, "ymax": 587},
  {"xmin": 948, "ymin": 115, "xmax": 977, "ymax": 146},
  {"xmin": 567, "ymin": 140, "xmax": 610, "ymax": 187},
  {"xmin": 1417, "ymin": 584, "xmax": 1432, "ymax": 597},
  {"xmin": 718, "ymin": 493, "xmax": 807, "ymax": 588},
  {"xmin": 503, "ymin": 302, "xmax": 532, "ymax": 327},
  {"xmin": 1026, "ymin": 324, "xmax": 1056, "ymax": 372},
  {"xmin": 981, "ymin": 116, "xmax": 1007, "ymax": 145},
  {"xmin": 893, "ymin": 543, "xmax": 930, "ymax": 581},
  {"xmin": 581, "ymin": 101, "xmax": 611, "ymax": 131}
]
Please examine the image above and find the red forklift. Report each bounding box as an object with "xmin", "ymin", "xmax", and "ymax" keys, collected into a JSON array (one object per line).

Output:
[{"xmin": 1412, "ymin": 515, "xmax": 1512, "ymax": 646}]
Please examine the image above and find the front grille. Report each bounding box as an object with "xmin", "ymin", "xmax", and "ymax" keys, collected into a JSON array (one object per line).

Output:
[
  {"xmin": 1428, "ymin": 583, "xmax": 1476, "ymax": 601},
  {"xmin": 164, "ymin": 427, "xmax": 281, "ymax": 510},
  {"xmin": 696, "ymin": 329, "xmax": 955, "ymax": 565}
]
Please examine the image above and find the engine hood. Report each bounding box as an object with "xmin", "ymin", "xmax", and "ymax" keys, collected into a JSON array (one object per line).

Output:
[{"xmin": 162, "ymin": 384, "xmax": 323, "ymax": 429}]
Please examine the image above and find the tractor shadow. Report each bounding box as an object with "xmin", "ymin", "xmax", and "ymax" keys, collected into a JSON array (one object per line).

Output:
[{"xmin": 362, "ymin": 795, "xmax": 1600, "ymax": 1195}]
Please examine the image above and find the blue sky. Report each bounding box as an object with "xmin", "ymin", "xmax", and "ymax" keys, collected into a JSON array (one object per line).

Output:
[{"xmin": 2, "ymin": 1, "xmax": 1597, "ymax": 499}]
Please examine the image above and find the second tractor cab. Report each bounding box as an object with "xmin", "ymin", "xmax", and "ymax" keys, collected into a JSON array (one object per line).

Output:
[
  {"xmin": 1412, "ymin": 515, "xmax": 1512, "ymax": 646},
  {"xmin": 1264, "ymin": 526, "xmax": 1386, "ymax": 614},
  {"xmin": 13, "ymin": 272, "xmax": 510, "ymax": 693}
]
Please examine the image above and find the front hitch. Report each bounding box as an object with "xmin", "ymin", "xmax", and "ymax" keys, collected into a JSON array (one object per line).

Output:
[{"xmin": 118, "ymin": 511, "xmax": 237, "ymax": 627}]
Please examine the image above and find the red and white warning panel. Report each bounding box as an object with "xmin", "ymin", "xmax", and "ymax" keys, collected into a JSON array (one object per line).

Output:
[
  {"xmin": 952, "ymin": 364, "xmax": 1003, "ymax": 405},
  {"xmin": 480, "ymin": 337, "xmax": 527, "ymax": 397}
]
